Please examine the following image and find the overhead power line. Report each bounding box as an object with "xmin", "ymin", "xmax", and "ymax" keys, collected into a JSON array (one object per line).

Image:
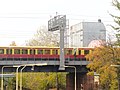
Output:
[
  {"xmin": 0, "ymin": 13, "xmax": 113, "ymax": 19},
  {"xmin": 0, "ymin": 16, "xmax": 47, "ymax": 19},
  {"xmin": 0, "ymin": 17, "xmax": 114, "ymax": 23}
]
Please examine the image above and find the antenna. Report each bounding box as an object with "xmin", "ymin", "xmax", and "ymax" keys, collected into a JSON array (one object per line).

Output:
[{"xmin": 56, "ymin": 12, "xmax": 58, "ymax": 16}]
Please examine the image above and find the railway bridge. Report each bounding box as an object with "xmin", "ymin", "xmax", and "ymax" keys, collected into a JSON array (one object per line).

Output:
[{"xmin": 0, "ymin": 46, "xmax": 94, "ymax": 90}]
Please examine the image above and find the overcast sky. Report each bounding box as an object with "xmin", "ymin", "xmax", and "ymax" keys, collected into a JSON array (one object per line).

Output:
[{"xmin": 0, "ymin": 0, "xmax": 118, "ymax": 46}]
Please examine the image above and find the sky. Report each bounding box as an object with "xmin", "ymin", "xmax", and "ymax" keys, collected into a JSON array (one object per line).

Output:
[{"xmin": 0, "ymin": 0, "xmax": 119, "ymax": 46}]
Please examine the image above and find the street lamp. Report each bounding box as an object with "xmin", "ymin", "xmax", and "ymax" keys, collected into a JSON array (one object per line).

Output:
[
  {"xmin": 15, "ymin": 66, "xmax": 22, "ymax": 90},
  {"xmin": 1, "ymin": 65, "xmax": 18, "ymax": 90},
  {"xmin": 20, "ymin": 63, "xmax": 47, "ymax": 90},
  {"xmin": 64, "ymin": 66, "xmax": 76, "ymax": 90}
]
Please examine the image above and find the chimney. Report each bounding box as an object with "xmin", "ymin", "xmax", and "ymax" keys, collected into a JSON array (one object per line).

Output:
[{"xmin": 98, "ymin": 19, "xmax": 101, "ymax": 23}]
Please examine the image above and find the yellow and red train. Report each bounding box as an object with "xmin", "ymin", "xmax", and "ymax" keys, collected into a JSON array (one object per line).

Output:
[{"xmin": 0, "ymin": 46, "xmax": 93, "ymax": 61}]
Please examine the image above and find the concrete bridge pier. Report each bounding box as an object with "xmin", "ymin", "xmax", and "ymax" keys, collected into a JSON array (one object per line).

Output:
[{"xmin": 66, "ymin": 73, "xmax": 94, "ymax": 90}]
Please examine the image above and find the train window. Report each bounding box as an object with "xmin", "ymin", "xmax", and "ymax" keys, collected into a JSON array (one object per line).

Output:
[
  {"xmin": 30, "ymin": 49, "xmax": 35, "ymax": 54},
  {"xmin": 22, "ymin": 49, "xmax": 28, "ymax": 54},
  {"xmin": 38, "ymin": 49, "xmax": 43, "ymax": 54},
  {"xmin": 45, "ymin": 50, "xmax": 50, "ymax": 54},
  {"xmin": 68, "ymin": 50, "xmax": 72, "ymax": 55},
  {"xmin": 0, "ymin": 49, "xmax": 4, "ymax": 54},
  {"xmin": 78, "ymin": 50, "xmax": 81, "ymax": 55},
  {"xmin": 65, "ymin": 50, "xmax": 72, "ymax": 55},
  {"xmin": 6, "ymin": 49, "xmax": 8, "ymax": 54},
  {"xmin": 6, "ymin": 49, "xmax": 12, "ymax": 54},
  {"xmin": 52, "ymin": 50, "xmax": 58, "ymax": 55},
  {"xmin": 33, "ymin": 49, "xmax": 35, "ymax": 54},
  {"xmin": 10, "ymin": 49, "xmax": 12, "ymax": 54},
  {"xmin": 84, "ymin": 50, "xmax": 89, "ymax": 54},
  {"xmin": 14, "ymin": 49, "xmax": 20, "ymax": 54},
  {"xmin": 30, "ymin": 49, "xmax": 32, "ymax": 54}
]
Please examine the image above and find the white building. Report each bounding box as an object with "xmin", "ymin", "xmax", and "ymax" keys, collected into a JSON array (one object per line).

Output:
[{"xmin": 69, "ymin": 20, "xmax": 106, "ymax": 47}]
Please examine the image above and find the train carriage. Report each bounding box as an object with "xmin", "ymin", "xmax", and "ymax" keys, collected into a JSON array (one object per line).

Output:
[{"xmin": 0, "ymin": 46, "xmax": 93, "ymax": 61}]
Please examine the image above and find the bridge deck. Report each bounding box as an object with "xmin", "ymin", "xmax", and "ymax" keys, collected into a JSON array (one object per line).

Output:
[{"xmin": 0, "ymin": 60, "xmax": 89, "ymax": 65}]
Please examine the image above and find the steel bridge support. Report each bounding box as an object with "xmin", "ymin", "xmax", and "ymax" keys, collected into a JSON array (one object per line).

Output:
[{"xmin": 66, "ymin": 73, "xmax": 94, "ymax": 90}]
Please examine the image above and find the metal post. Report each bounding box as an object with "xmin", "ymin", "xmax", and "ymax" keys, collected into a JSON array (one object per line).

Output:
[
  {"xmin": 1, "ymin": 66, "xmax": 4, "ymax": 90},
  {"xmin": 20, "ymin": 65, "xmax": 26, "ymax": 90},
  {"xmin": 56, "ymin": 73, "xmax": 58, "ymax": 90},
  {"xmin": 118, "ymin": 78, "xmax": 120, "ymax": 90},
  {"xmin": 48, "ymin": 15, "xmax": 66, "ymax": 70},
  {"xmin": 1, "ymin": 66, "xmax": 15, "ymax": 90},
  {"xmin": 59, "ymin": 27, "xmax": 65, "ymax": 70},
  {"xmin": 74, "ymin": 67, "xmax": 76, "ymax": 90},
  {"xmin": 64, "ymin": 66, "xmax": 76, "ymax": 90},
  {"xmin": 16, "ymin": 66, "xmax": 21, "ymax": 90}
]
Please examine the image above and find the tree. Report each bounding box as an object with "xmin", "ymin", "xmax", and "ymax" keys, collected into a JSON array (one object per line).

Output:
[
  {"xmin": 26, "ymin": 26, "xmax": 59, "ymax": 47},
  {"xmin": 111, "ymin": 0, "xmax": 120, "ymax": 46},
  {"xmin": 22, "ymin": 72, "xmax": 49, "ymax": 90},
  {"xmin": 21, "ymin": 72, "xmax": 66, "ymax": 90},
  {"xmin": 86, "ymin": 1, "xmax": 120, "ymax": 89},
  {"xmin": 9, "ymin": 41, "xmax": 17, "ymax": 46},
  {"xmin": 86, "ymin": 46, "xmax": 120, "ymax": 90},
  {"xmin": 22, "ymin": 26, "xmax": 66, "ymax": 90},
  {"xmin": 111, "ymin": 1, "xmax": 120, "ymax": 89}
]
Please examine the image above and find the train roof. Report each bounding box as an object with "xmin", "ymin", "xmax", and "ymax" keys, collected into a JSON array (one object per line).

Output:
[{"xmin": 0, "ymin": 46, "xmax": 94, "ymax": 49}]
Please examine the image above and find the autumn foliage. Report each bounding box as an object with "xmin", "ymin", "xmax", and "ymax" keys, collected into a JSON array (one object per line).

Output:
[{"xmin": 86, "ymin": 46, "xmax": 120, "ymax": 89}]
